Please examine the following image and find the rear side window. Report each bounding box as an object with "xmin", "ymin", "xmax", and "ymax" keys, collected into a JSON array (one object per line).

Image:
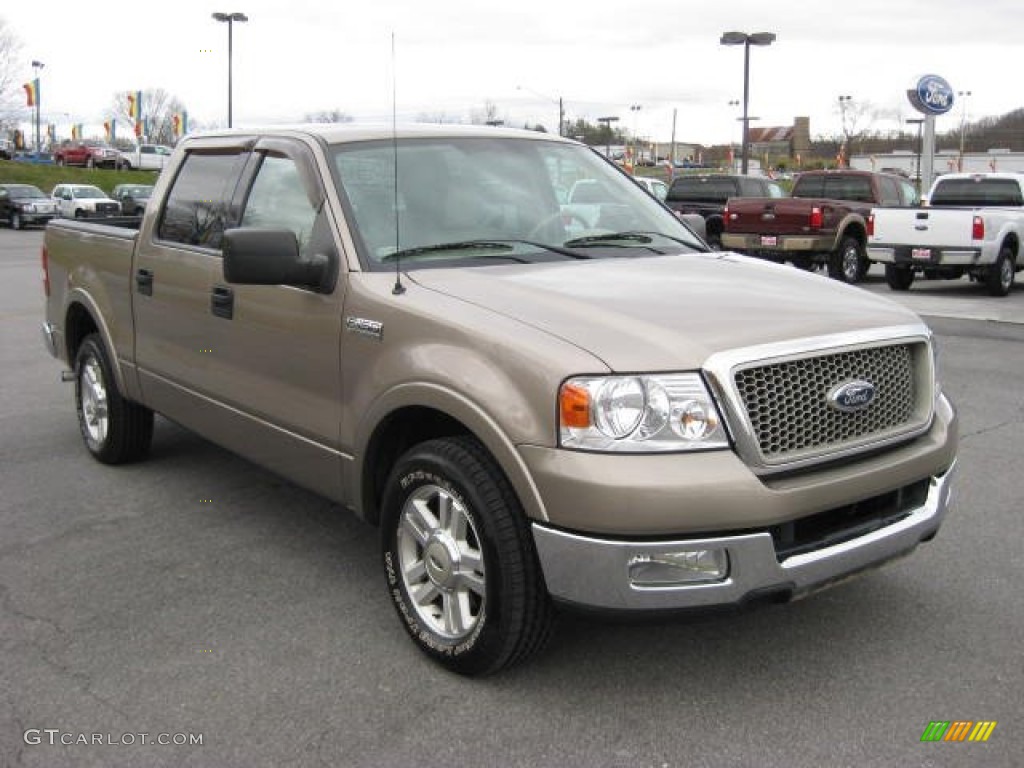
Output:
[
  {"xmin": 823, "ymin": 176, "xmax": 873, "ymax": 202},
  {"xmin": 157, "ymin": 151, "xmax": 248, "ymax": 249}
]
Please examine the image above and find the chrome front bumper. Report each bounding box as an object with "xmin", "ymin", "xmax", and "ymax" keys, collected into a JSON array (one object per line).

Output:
[{"xmin": 532, "ymin": 461, "xmax": 956, "ymax": 612}]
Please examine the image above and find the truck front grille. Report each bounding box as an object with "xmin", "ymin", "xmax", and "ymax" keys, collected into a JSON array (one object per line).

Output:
[{"xmin": 732, "ymin": 342, "xmax": 924, "ymax": 465}]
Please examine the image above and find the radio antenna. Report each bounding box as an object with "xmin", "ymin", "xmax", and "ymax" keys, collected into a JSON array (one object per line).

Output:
[{"xmin": 390, "ymin": 31, "xmax": 405, "ymax": 295}]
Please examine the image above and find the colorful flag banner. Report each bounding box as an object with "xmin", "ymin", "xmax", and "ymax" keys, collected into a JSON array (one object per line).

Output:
[
  {"xmin": 173, "ymin": 112, "xmax": 189, "ymax": 138},
  {"xmin": 104, "ymin": 121, "xmax": 116, "ymax": 141},
  {"xmin": 71, "ymin": 124, "xmax": 84, "ymax": 140},
  {"xmin": 127, "ymin": 91, "xmax": 143, "ymax": 119},
  {"xmin": 47, "ymin": 124, "xmax": 56, "ymax": 143},
  {"xmin": 134, "ymin": 120, "xmax": 143, "ymax": 138},
  {"xmin": 23, "ymin": 79, "xmax": 39, "ymax": 107}
]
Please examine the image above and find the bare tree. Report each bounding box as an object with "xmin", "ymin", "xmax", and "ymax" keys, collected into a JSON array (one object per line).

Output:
[
  {"xmin": 0, "ymin": 17, "xmax": 26, "ymax": 130},
  {"xmin": 469, "ymin": 100, "xmax": 505, "ymax": 126},
  {"xmin": 415, "ymin": 111, "xmax": 460, "ymax": 124},
  {"xmin": 304, "ymin": 109, "xmax": 353, "ymax": 123},
  {"xmin": 108, "ymin": 87, "xmax": 188, "ymax": 145},
  {"xmin": 834, "ymin": 97, "xmax": 880, "ymax": 155}
]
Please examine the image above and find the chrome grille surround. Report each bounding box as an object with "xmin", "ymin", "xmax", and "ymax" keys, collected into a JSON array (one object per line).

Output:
[{"xmin": 703, "ymin": 325, "xmax": 936, "ymax": 476}]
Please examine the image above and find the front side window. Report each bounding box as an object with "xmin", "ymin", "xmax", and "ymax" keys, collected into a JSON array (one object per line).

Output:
[
  {"xmin": 157, "ymin": 151, "xmax": 248, "ymax": 249},
  {"xmin": 240, "ymin": 153, "xmax": 318, "ymax": 256}
]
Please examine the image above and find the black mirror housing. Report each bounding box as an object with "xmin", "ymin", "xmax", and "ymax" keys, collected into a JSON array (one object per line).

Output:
[{"xmin": 222, "ymin": 227, "xmax": 329, "ymax": 291}]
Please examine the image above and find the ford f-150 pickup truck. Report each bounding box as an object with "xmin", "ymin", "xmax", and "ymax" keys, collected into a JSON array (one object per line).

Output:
[
  {"xmin": 867, "ymin": 172, "xmax": 1023, "ymax": 296},
  {"xmin": 41, "ymin": 124, "xmax": 957, "ymax": 675},
  {"xmin": 721, "ymin": 170, "xmax": 920, "ymax": 283}
]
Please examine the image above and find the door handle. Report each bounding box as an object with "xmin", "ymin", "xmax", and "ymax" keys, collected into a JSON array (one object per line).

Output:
[
  {"xmin": 211, "ymin": 285, "xmax": 234, "ymax": 319},
  {"xmin": 136, "ymin": 268, "xmax": 154, "ymax": 296}
]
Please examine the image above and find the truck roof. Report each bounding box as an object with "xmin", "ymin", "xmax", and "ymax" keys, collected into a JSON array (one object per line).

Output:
[{"xmin": 185, "ymin": 123, "xmax": 577, "ymax": 146}]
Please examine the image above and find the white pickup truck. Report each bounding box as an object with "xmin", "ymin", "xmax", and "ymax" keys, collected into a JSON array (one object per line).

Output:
[{"xmin": 867, "ymin": 172, "xmax": 1023, "ymax": 296}]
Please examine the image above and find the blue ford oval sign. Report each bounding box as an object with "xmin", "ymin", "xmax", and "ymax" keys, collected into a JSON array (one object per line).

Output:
[
  {"xmin": 907, "ymin": 74, "xmax": 954, "ymax": 116},
  {"xmin": 828, "ymin": 380, "xmax": 876, "ymax": 412}
]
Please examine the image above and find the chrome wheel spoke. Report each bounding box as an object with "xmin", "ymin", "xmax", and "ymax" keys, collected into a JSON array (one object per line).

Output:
[
  {"xmin": 410, "ymin": 580, "xmax": 440, "ymax": 607},
  {"xmin": 441, "ymin": 591, "xmax": 468, "ymax": 637},
  {"xmin": 402, "ymin": 498, "xmax": 437, "ymax": 546},
  {"xmin": 456, "ymin": 569, "xmax": 486, "ymax": 597}
]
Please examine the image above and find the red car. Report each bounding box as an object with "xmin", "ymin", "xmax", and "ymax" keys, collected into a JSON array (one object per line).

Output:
[{"xmin": 53, "ymin": 140, "xmax": 121, "ymax": 169}]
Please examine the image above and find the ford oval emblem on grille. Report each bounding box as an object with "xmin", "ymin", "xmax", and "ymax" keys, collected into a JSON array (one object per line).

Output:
[{"xmin": 828, "ymin": 380, "xmax": 876, "ymax": 412}]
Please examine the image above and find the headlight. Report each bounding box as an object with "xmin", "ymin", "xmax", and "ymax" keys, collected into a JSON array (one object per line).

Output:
[{"xmin": 559, "ymin": 373, "xmax": 729, "ymax": 452}]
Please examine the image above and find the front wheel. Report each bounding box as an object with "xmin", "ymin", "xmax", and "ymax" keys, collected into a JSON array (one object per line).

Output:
[
  {"xmin": 986, "ymin": 246, "xmax": 1015, "ymax": 297},
  {"xmin": 827, "ymin": 236, "xmax": 868, "ymax": 284},
  {"xmin": 74, "ymin": 334, "xmax": 154, "ymax": 464},
  {"xmin": 885, "ymin": 264, "xmax": 915, "ymax": 291},
  {"xmin": 382, "ymin": 436, "xmax": 552, "ymax": 676}
]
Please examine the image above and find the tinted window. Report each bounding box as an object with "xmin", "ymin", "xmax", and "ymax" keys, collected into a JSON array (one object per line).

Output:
[
  {"xmin": 792, "ymin": 174, "xmax": 824, "ymax": 197},
  {"xmin": 929, "ymin": 178, "xmax": 1024, "ymax": 207},
  {"xmin": 878, "ymin": 176, "xmax": 901, "ymax": 206},
  {"xmin": 241, "ymin": 154, "xmax": 318, "ymax": 256},
  {"xmin": 157, "ymin": 151, "xmax": 247, "ymax": 248},
  {"xmin": 666, "ymin": 177, "xmax": 737, "ymax": 202},
  {"xmin": 822, "ymin": 176, "xmax": 873, "ymax": 202}
]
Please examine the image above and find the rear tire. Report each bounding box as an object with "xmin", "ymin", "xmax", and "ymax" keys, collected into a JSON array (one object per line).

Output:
[
  {"xmin": 74, "ymin": 334, "xmax": 154, "ymax": 464},
  {"xmin": 885, "ymin": 265, "xmax": 915, "ymax": 291},
  {"xmin": 986, "ymin": 246, "xmax": 1015, "ymax": 297},
  {"xmin": 828, "ymin": 236, "xmax": 868, "ymax": 284},
  {"xmin": 381, "ymin": 436, "xmax": 552, "ymax": 676}
]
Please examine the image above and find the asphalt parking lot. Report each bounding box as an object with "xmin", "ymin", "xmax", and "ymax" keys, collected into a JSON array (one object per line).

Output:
[{"xmin": 1, "ymin": 228, "xmax": 1021, "ymax": 767}]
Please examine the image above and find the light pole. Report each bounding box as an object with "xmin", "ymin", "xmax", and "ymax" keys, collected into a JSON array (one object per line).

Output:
[
  {"xmin": 906, "ymin": 117, "xmax": 925, "ymax": 193},
  {"xmin": 516, "ymin": 85, "xmax": 565, "ymax": 136},
  {"xmin": 597, "ymin": 116, "xmax": 619, "ymax": 160},
  {"xmin": 957, "ymin": 89, "xmax": 972, "ymax": 171},
  {"xmin": 212, "ymin": 12, "xmax": 248, "ymax": 128},
  {"xmin": 728, "ymin": 99, "xmax": 740, "ymax": 170},
  {"xmin": 720, "ymin": 31, "xmax": 775, "ymax": 175},
  {"xmin": 629, "ymin": 104, "xmax": 642, "ymax": 167},
  {"xmin": 31, "ymin": 60, "xmax": 44, "ymax": 155},
  {"xmin": 837, "ymin": 94, "xmax": 852, "ymax": 166}
]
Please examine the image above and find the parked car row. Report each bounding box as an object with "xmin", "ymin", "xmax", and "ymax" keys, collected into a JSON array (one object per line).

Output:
[
  {"xmin": 0, "ymin": 183, "xmax": 154, "ymax": 228},
  {"xmin": 48, "ymin": 140, "xmax": 174, "ymax": 170}
]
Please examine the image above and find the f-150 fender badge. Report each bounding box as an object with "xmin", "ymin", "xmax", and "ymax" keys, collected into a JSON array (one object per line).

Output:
[
  {"xmin": 345, "ymin": 316, "xmax": 383, "ymax": 340},
  {"xmin": 827, "ymin": 380, "xmax": 876, "ymax": 412}
]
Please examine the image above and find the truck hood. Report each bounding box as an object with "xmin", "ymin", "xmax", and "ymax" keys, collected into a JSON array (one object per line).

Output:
[{"xmin": 407, "ymin": 252, "xmax": 923, "ymax": 371}]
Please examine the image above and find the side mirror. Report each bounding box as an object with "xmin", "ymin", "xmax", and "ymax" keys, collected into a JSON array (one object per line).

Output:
[{"xmin": 222, "ymin": 227, "xmax": 330, "ymax": 291}]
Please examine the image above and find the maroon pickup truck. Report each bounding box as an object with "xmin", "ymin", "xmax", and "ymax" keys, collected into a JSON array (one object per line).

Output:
[
  {"xmin": 721, "ymin": 170, "xmax": 919, "ymax": 283},
  {"xmin": 53, "ymin": 140, "xmax": 121, "ymax": 169}
]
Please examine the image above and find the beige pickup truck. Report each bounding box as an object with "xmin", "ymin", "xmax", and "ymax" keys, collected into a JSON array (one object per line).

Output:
[{"xmin": 41, "ymin": 124, "xmax": 957, "ymax": 675}]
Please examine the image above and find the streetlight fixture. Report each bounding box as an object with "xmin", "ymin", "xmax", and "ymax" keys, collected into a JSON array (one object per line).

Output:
[
  {"xmin": 837, "ymin": 94, "xmax": 852, "ymax": 165},
  {"xmin": 516, "ymin": 85, "xmax": 564, "ymax": 136},
  {"xmin": 957, "ymin": 89, "xmax": 972, "ymax": 171},
  {"xmin": 597, "ymin": 116, "xmax": 620, "ymax": 160},
  {"xmin": 720, "ymin": 30, "xmax": 776, "ymax": 175},
  {"xmin": 31, "ymin": 60, "xmax": 44, "ymax": 155},
  {"xmin": 212, "ymin": 11, "xmax": 248, "ymax": 128}
]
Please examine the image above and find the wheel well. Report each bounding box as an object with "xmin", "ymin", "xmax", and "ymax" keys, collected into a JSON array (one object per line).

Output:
[
  {"xmin": 64, "ymin": 302, "xmax": 98, "ymax": 363},
  {"xmin": 362, "ymin": 406, "xmax": 471, "ymax": 526},
  {"xmin": 1001, "ymin": 233, "xmax": 1019, "ymax": 258},
  {"xmin": 840, "ymin": 223, "xmax": 867, "ymax": 246}
]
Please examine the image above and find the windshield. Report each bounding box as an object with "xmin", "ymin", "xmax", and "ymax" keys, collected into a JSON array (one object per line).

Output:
[
  {"xmin": 123, "ymin": 185, "xmax": 153, "ymax": 197},
  {"xmin": 329, "ymin": 136, "xmax": 705, "ymax": 270},
  {"xmin": 7, "ymin": 185, "xmax": 45, "ymax": 199},
  {"xmin": 73, "ymin": 187, "xmax": 107, "ymax": 199}
]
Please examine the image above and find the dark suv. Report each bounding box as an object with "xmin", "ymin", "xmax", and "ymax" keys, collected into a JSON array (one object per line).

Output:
[{"xmin": 665, "ymin": 174, "xmax": 785, "ymax": 249}]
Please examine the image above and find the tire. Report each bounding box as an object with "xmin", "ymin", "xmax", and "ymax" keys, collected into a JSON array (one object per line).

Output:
[
  {"xmin": 74, "ymin": 334, "xmax": 154, "ymax": 464},
  {"xmin": 74, "ymin": 209, "xmax": 84, "ymax": 219},
  {"xmin": 885, "ymin": 264, "xmax": 914, "ymax": 291},
  {"xmin": 381, "ymin": 436, "xmax": 552, "ymax": 676},
  {"xmin": 986, "ymin": 246, "xmax": 1015, "ymax": 297},
  {"xmin": 11, "ymin": 212, "xmax": 22, "ymax": 230},
  {"xmin": 827, "ymin": 236, "xmax": 868, "ymax": 284}
]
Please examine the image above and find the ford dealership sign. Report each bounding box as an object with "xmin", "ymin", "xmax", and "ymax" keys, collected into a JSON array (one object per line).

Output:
[{"xmin": 907, "ymin": 74, "xmax": 954, "ymax": 116}]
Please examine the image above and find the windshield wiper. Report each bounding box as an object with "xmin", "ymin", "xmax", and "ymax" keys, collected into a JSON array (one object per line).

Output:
[{"xmin": 382, "ymin": 239, "xmax": 591, "ymax": 263}]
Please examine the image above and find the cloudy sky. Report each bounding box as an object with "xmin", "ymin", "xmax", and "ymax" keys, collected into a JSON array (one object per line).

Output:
[{"xmin": 3, "ymin": 0, "xmax": 1020, "ymax": 145}]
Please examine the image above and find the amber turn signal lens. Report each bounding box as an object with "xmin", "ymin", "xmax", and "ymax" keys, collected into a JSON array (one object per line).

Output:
[{"xmin": 559, "ymin": 382, "xmax": 591, "ymax": 428}]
